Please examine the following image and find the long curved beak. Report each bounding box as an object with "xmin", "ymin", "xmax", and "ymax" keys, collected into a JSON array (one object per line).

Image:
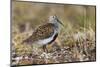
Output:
[
  {"xmin": 55, "ymin": 15, "xmax": 64, "ymax": 26},
  {"xmin": 59, "ymin": 21, "xmax": 64, "ymax": 27},
  {"xmin": 57, "ymin": 19, "xmax": 64, "ymax": 27}
]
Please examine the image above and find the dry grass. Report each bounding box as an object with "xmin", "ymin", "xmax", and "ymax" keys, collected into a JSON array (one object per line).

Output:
[{"xmin": 11, "ymin": 1, "xmax": 96, "ymax": 66}]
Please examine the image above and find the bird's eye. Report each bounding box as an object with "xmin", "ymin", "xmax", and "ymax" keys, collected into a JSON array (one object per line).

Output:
[
  {"xmin": 53, "ymin": 16, "xmax": 55, "ymax": 18},
  {"xmin": 52, "ymin": 16, "xmax": 54, "ymax": 18}
]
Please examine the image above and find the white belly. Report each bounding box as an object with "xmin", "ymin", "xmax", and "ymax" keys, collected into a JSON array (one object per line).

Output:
[{"xmin": 36, "ymin": 31, "xmax": 57, "ymax": 46}]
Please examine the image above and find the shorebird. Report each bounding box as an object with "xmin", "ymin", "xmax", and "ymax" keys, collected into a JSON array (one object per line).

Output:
[{"xmin": 22, "ymin": 15, "xmax": 63, "ymax": 52}]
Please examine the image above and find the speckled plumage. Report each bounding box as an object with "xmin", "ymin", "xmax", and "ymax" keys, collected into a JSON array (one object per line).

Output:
[
  {"xmin": 22, "ymin": 15, "xmax": 63, "ymax": 52},
  {"xmin": 23, "ymin": 23, "xmax": 55, "ymax": 44}
]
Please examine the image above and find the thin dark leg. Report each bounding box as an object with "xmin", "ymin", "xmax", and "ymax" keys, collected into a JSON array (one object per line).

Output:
[
  {"xmin": 43, "ymin": 45, "xmax": 48, "ymax": 53},
  {"xmin": 43, "ymin": 45, "xmax": 46, "ymax": 52}
]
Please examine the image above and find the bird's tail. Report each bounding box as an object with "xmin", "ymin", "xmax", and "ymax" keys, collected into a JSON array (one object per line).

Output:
[{"xmin": 21, "ymin": 37, "xmax": 33, "ymax": 45}]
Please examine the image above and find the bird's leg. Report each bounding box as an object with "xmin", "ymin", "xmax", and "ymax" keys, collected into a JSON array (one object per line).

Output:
[
  {"xmin": 43, "ymin": 45, "xmax": 48, "ymax": 53},
  {"xmin": 43, "ymin": 45, "xmax": 46, "ymax": 52},
  {"xmin": 46, "ymin": 44, "xmax": 53, "ymax": 52}
]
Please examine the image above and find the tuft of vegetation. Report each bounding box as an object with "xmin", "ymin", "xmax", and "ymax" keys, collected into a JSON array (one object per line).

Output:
[{"xmin": 11, "ymin": 1, "xmax": 96, "ymax": 66}]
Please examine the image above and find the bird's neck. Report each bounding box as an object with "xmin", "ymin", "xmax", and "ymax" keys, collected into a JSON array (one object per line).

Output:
[
  {"xmin": 49, "ymin": 19, "xmax": 60, "ymax": 32},
  {"xmin": 53, "ymin": 22, "xmax": 60, "ymax": 33}
]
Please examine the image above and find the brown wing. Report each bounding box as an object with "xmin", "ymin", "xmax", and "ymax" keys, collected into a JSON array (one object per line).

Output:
[
  {"xmin": 22, "ymin": 23, "xmax": 54, "ymax": 44},
  {"xmin": 32, "ymin": 23, "xmax": 54, "ymax": 41}
]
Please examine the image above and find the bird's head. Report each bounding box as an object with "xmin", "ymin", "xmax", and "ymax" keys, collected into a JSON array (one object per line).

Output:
[{"xmin": 49, "ymin": 15, "xmax": 64, "ymax": 26}]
